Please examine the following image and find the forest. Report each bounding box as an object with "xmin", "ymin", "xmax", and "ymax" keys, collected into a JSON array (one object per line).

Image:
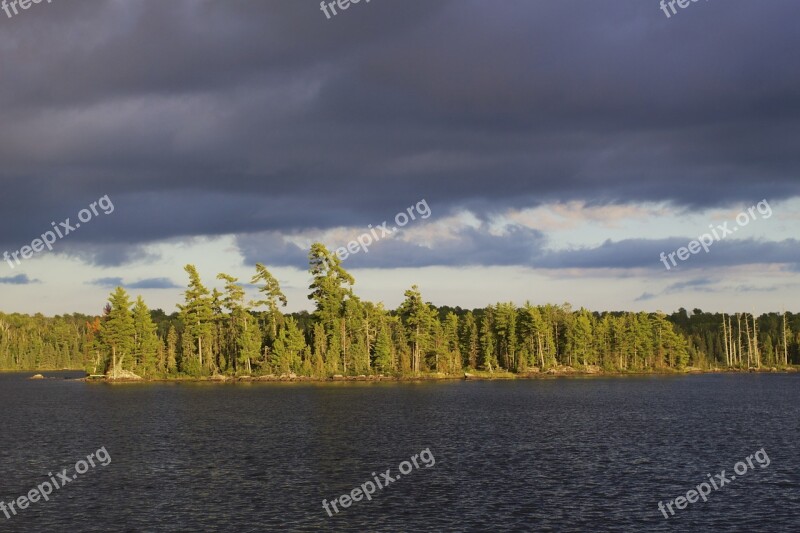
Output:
[{"xmin": 1, "ymin": 243, "xmax": 797, "ymax": 377}]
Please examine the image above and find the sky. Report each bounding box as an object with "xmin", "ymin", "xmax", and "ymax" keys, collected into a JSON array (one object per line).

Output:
[{"xmin": 1, "ymin": 0, "xmax": 799, "ymax": 316}]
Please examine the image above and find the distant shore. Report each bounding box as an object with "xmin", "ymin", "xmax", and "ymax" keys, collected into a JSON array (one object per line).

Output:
[{"xmin": 13, "ymin": 365, "xmax": 796, "ymax": 383}]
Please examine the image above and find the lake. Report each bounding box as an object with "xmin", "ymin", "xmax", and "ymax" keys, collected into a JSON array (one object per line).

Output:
[{"xmin": 0, "ymin": 372, "xmax": 798, "ymax": 531}]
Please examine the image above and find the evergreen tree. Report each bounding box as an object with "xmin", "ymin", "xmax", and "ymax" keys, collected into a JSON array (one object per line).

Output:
[
  {"xmin": 177, "ymin": 265, "xmax": 214, "ymax": 375},
  {"xmin": 272, "ymin": 317, "xmax": 306, "ymax": 374},
  {"xmin": 100, "ymin": 287, "xmax": 135, "ymax": 377},
  {"xmin": 132, "ymin": 296, "xmax": 159, "ymax": 377},
  {"xmin": 166, "ymin": 325, "xmax": 178, "ymax": 373},
  {"xmin": 398, "ymin": 285, "xmax": 435, "ymax": 373},
  {"xmin": 250, "ymin": 263, "xmax": 287, "ymax": 342},
  {"xmin": 374, "ymin": 320, "xmax": 394, "ymax": 373},
  {"xmin": 479, "ymin": 312, "xmax": 498, "ymax": 372},
  {"xmin": 460, "ymin": 311, "xmax": 479, "ymax": 370}
]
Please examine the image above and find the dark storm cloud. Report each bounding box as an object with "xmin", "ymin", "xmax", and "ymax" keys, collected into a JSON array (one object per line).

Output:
[{"xmin": 1, "ymin": 0, "xmax": 799, "ymax": 262}]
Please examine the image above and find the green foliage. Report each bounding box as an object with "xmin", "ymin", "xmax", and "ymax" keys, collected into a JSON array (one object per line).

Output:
[
  {"xmin": 251, "ymin": 263, "xmax": 287, "ymax": 343},
  {"xmin": 3, "ymin": 250, "xmax": 797, "ymax": 377},
  {"xmin": 178, "ymin": 265, "xmax": 214, "ymax": 374},
  {"xmin": 132, "ymin": 296, "xmax": 159, "ymax": 377},
  {"xmin": 100, "ymin": 287, "xmax": 136, "ymax": 374},
  {"xmin": 271, "ymin": 317, "xmax": 306, "ymax": 374}
]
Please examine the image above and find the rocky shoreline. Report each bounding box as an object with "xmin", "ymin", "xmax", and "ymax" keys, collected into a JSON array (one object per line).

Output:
[{"xmin": 65, "ymin": 365, "xmax": 800, "ymax": 383}]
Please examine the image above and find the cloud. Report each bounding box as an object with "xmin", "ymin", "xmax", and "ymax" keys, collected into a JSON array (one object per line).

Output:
[
  {"xmin": 235, "ymin": 224, "xmax": 548, "ymax": 269},
  {"xmin": 89, "ymin": 277, "xmax": 124, "ymax": 288},
  {"xmin": 664, "ymin": 278, "xmax": 716, "ymax": 294},
  {"xmin": 0, "ymin": 274, "xmax": 39, "ymax": 285},
  {"xmin": 88, "ymin": 277, "xmax": 180, "ymax": 289},
  {"xmin": 127, "ymin": 278, "xmax": 181, "ymax": 289},
  {"xmin": 534, "ymin": 238, "xmax": 800, "ymax": 272},
  {"xmin": 59, "ymin": 243, "xmax": 161, "ymax": 267}
]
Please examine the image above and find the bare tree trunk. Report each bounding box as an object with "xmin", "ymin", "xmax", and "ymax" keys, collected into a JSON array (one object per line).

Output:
[
  {"xmin": 554, "ymin": 321, "xmax": 559, "ymax": 362},
  {"xmin": 744, "ymin": 314, "xmax": 752, "ymax": 368},
  {"xmin": 722, "ymin": 314, "xmax": 730, "ymax": 367},
  {"xmin": 365, "ymin": 316, "xmax": 371, "ymax": 372},
  {"xmin": 414, "ymin": 324, "xmax": 420, "ymax": 373},
  {"xmin": 341, "ymin": 318, "xmax": 347, "ymax": 374},
  {"xmin": 783, "ymin": 310, "xmax": 789, "ymax": 366},
  {"xmin": 537, "ymin": 333, "xmax": 544, "ymax": 368},
  {"xmin": 752, "ymin": 313, "xmax": 760, "ymax": 368},
  {"xmin": 730, "ymin": 315, "xmax": 736, "ymax": 366}
]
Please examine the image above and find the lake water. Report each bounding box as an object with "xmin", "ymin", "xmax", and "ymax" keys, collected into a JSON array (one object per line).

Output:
[{"xmin": 0, "ymin": 372, "xmax": 798, "ymax": 532}]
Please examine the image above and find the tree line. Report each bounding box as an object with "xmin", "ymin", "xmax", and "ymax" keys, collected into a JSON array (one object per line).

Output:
[{"xmin": 1, "ymin": 243, "xmax": 798, "ymax": 376}]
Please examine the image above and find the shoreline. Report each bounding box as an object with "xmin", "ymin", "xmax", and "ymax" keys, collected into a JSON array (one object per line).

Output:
[{"xmin": 12, "ymin": 365, "xmax": 794, "ymax": 383}]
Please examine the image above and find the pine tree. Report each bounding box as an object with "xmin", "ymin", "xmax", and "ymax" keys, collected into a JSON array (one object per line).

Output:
[
  {"xmin": 374, "ymin": 320, "xmax": 393, "ymax": 373},
  {"xmin": 479, "ymin": 312, "xmax": 498, "ymax": 372},
  {"xmin": 250, "ymin": 263, "xmax": 287, "ymax": 343},
  {"xmin": 444, "ymin": 312, "xmax": 462, "ymax": 373},
  {"xmin": 166, "ymin": 325, "xmax": 178, "ymax": 373},
  {"xmin": 308, "ymin": 243, "xmax": 355, "ymax": 371},
  {"xmin": 460, "ymin": 312, "xmax": 479, "ymax": 370},
  {"xmin": 132, "ymin": 296, "xmax": 159, "ymax": 377},
  {"xmin": 398, "ymin": 285, "xmax": 435, "ymax": 373},
  {"xmin": 100, "ymin": 287, "xmax": 135, "ymax": 377},
  {"xmin": 272, "ymin": 317, "xmax": 306, "ymax": 374},
  {"xmin": 177, "ymin": 265, "xmax": 214, "ymax": 374},
  {"xmin": 239, "ymin": 311, "xmax": 262, "ymax": 375}
]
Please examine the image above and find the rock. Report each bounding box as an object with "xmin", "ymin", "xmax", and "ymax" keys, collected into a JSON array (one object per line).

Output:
[
  {"xmin": 464, "ymin": 372, "xmax": 474, "ymax": 379},
  {"xmin": 288, "ymin": 372, "xmax": 297, "ymax": 379},
  {"xmin": 210, "ymin": 374, "xmax": 229, "ymax": 381},
  {"xmin": 29, "ymin": 374, "xmax": 45, "ymax": 380},
  {"xmin": 107, "ymin": 369, "xmax": 143, "ymax": 381},
  {"xmin": 332, "ymin": 374, "xmax": 345, "ymax": 381}
]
